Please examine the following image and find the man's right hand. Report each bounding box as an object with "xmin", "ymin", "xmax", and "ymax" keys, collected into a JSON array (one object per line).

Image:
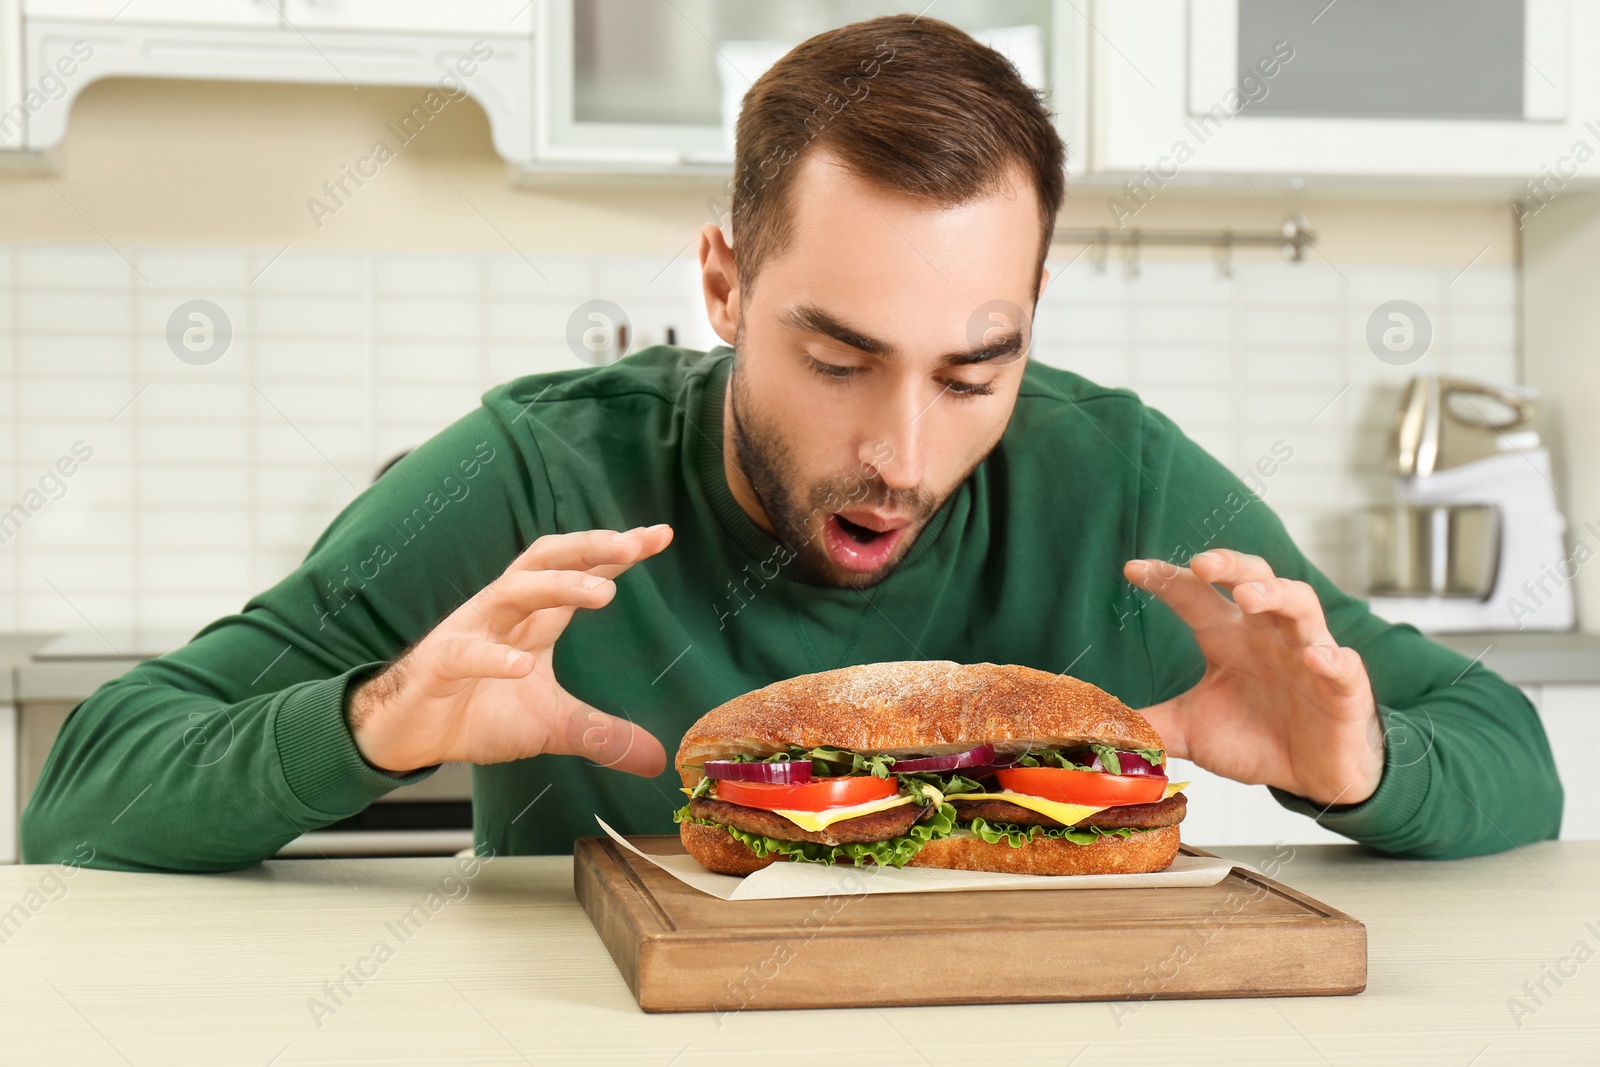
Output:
[{"xmin": 347, "ymin": 525, "xmax": 675, "ymax": 777}]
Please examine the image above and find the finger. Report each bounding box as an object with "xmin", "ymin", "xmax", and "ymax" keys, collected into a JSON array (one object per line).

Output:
[
  {"xmin": 1188, "ymin": 548, "xmax": 1277, "ymax": 587},
  {"xmin": 549, "ymin": 696, "xmax": 668, "ymax": 778},
  {"xmin": 1302, "ymin": 643, "xmax": 1366, "ymax": 693},
  {"xmin": 478, "ymin": 569, "xmax": 616, "ymax": 636},
  {"xmin": 1124, "ymin": 558, "xmax": 1240, "ymax": 634},
  {"xmin": 1232, "ymin": 576, "xmax": 1337, "ymax": 648},
  {"xmin": 433, "ymin": 636, "xmax": 536, "ymax": 682},
  {"xmin": 1129, "ymin": 699, "xmax": 1188, "ymax": 761},
  {"xmin": 585, "ymin": 523, "xmax": 675, "ymax": 581},
  {"xmin": 505, "ymin": 524, "xmax": 674, "ymax": 580}
]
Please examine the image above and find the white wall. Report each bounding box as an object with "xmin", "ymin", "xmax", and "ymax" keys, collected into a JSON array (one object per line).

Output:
[
  {"xmin": 0, "ymin": 242, "xmax": 1517, "ymax": 635},
  {"xmin": 1524, "ymin": 193, "xmax": 1600, "ymax": 633},
  {"xmin": 0, "ymin": 77, "xmax": 1528, "ymax": 637}
]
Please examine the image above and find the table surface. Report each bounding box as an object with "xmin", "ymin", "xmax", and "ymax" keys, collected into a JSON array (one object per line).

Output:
[{"xmin": 1, "ymin": 843, "xmax": 1597, "ymax": 1065}]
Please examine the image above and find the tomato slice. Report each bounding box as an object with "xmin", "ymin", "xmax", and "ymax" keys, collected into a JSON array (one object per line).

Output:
[
  {"xmin": 715, "ymin": 776, "xmax": 900, "ymax": 812},
  {"xmin": 995, "ymin": 767, "xmax": 1167, "ymax": 807}
]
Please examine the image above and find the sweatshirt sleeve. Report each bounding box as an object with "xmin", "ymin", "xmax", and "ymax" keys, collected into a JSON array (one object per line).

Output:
[
  {"xmin": 1130, "ymin": 406, "xmax": 1563, "ymax": 859},
  {"xmin": 20, "ymin": 405, "xmax": 542, "ymax": 872}
]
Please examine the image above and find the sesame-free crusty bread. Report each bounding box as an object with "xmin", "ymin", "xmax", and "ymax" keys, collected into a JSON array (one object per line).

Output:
[
  {"xmin": 676, "ymin": 660, "xmax": 1161, "ymax": 781},
  {"xmin": 672, "ymin": 661, "xmax": 1181, "ymax": 877},
  {"xmin": 906, "ymin": 825, "xmax": 1181, "ymax": 875},
  {"xmin": 677, "ymin": 820, "xmax": 1181, "ymax": 876}
]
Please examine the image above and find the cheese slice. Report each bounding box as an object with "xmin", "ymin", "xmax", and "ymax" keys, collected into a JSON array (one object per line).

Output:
[
  {"xmin": 769, "ymin": 794, "xmax": 917, "ymax": 833},
  {"xmin": 946, "ymin": 780, "xmax": 1189, "ymax": 827}
]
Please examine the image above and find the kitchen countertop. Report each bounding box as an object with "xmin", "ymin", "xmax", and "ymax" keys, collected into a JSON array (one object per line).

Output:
[
  {"xmin": 0, "ymin": 844, "xmax": 1594, "ymax": 1064},
  {"xmin": 5, "ymin": 628, "xmax": 1600, "ymax": 703}
]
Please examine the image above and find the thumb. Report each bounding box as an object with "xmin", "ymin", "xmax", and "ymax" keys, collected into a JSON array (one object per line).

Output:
[
  {"xmin": 1131, "ymin": 698, "xmax": 1187, "ymax": 761},
  {"xmin": 547, "ymin": 693, "xmax": 668, "ymax": 778}
]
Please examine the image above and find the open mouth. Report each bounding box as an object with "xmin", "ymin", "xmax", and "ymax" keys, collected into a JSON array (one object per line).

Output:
[
  {"xmin": 835, "ymin": 514, "xmax": 885, "ymax": 543},
  {"xmin": 821, "ymin": 512, "xmax": 909, "ymax": 573}
]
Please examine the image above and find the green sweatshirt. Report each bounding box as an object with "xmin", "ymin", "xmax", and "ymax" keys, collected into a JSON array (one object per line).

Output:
[{"xmin": 21, "ymin": 346, "xmax": 1562, "ymax": 871}]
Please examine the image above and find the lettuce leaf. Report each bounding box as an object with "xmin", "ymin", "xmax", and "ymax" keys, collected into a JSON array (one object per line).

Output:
[
  {"xmin": 964, "ymin": 816, "xmax": 1157, "ymax": 848},
  {"xmin": 672, "ymin": 801, "xmax": 957, "ymax": 868},
  {"xmin": 1012, "ymin": 745, "xmax": 1166, "ymax": 771},
  {"xmin": 1088, "ymin": 744, "xmax": 1121, "ymax": 775},
  {"xmin": 726, "ymin": 745, "xmax": 896, "ymax": 778}
]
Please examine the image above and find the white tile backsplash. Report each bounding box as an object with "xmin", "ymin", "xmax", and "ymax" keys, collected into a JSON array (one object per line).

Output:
[
  {"xmin": 1036, "ymin": 252, "xmax": 1520, "ymax": 598},
  {"xmin": 0, "ymin": 244, "xmax": 1521, "ymax": 634}
]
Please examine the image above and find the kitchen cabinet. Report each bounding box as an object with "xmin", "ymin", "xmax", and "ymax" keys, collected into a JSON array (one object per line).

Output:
[
  {"xmin": 0, "ymin": 702, "xmax": 14, "ymax": 864},
  {"xmin": 1521, "ymin": 683, "xmax": 1600, "ymax": 840},
  {"xmin": 12, "ymin": 10, "xmax": 534, "ymax": 161},
  {"xmin": 1091, "ymin": 0, "xmax": 1600, "ymax": 180},
  {"xmin": 0, "ymin": 0, "xmax": 19, "ymax": 150},
  {"xmin": 22, "ymin": 0, "xmax": 280, "ymax": 27},
  {"xmin": 1174, "ymin": 682, "xmax": 1599, "ymax": 846},
  {"xmin": 278, "ymin": 0, "xmax": 533, "ymax": 37},
  {"xmin": 532, "ymin": 0, "xmax": 1088, "ymax": 173}
]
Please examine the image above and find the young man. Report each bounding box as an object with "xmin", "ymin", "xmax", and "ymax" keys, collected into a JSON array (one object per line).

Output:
[{"xmin": 23, "ymin": 16, "xmax": 1560, "ymax": 870}]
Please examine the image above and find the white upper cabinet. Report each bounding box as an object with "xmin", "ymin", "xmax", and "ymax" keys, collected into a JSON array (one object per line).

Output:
[
  {"xmin": 9, "ymin": 1, "xmax": 533, "ymax": 160},
  {"xmin": 533, "ymin": 0, "xmax": 1087, "ymax": 173},
  {"xmin": 0, "ymin": 0, "xmax": 20, "ymax": 150},
  {"xmin": 278, "ymin": 0, "xmax": 533, "ymax": 37},
  {"xmin": 23, "ymin": 0, "xmax": 281, "ymax": 27},
  {"xmin": 1091, "ymin": 0, "xmax": 1599, "ymax": 179}
]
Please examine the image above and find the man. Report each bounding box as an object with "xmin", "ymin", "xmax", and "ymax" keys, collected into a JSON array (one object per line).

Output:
[{"xmin": 23, "ymin": 16, "xmax": 1560, "ymax": 870}]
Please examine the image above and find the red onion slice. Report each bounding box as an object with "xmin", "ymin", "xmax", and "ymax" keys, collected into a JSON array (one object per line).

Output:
[
  {"xmin": 885, "ymin": 743, "xmax": 995, "ymax": 773},
  {"xmin": 703, "ymin": 758, "xmax": 813, "ymax": 784},
  {"xmin": 1088, "ymin": 751, "xmax": 1163, "ymax": 776}
]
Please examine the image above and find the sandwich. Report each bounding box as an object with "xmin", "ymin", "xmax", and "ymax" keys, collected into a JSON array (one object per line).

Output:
[{"xmin": 672, "ymin": 661, "xmax": 1188, "ymax": 876}]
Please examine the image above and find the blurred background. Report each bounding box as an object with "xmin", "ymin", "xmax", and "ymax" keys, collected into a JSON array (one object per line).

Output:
[{"xmin": 1, "ymin": 0, "xmax": 1598, "ymax": 857}]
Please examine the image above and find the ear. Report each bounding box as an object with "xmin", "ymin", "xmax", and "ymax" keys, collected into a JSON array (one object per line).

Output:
[
  {"xmin": 699, "ymin": 223, "xmax": 740, "ymax": 346},
  {"xmin": 1037, "ymin": 263, "xmax": 1052, "ymax": 299}
]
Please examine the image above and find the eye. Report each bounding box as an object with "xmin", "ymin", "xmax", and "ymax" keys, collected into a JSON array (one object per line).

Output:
[
  {"xmin": 805, "ymin": 355, "xmax": 861, "ymax": 382},
  {"xmin": 942, "ymin": 378, "xmax": 995, "ymax": 398}
]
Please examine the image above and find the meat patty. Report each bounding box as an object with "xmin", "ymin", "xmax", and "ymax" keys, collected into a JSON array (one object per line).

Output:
[
  {"xmin": 949, "ymin": 792, "xmax": 1187, "ymax": 831},
  {"xmin": 688, "ymin": 796, "xmax": 934, "ymax": 846}
]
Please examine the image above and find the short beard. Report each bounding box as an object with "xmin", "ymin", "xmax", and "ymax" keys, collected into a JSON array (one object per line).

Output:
[{"xmin": 726, "ymin": 342, "xmax": 944, "ymax": 589}]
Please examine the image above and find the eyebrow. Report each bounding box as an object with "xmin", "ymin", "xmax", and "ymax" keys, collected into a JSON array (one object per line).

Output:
[{"xmin": 781, "ymin": 303, "xmax": 1026, "ymax": 368}]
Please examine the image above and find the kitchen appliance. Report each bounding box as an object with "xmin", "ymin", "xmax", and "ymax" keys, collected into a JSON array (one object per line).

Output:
[{"xmin": 1359, "ymin": 375, "xmax": 1575, "ymax": 633}]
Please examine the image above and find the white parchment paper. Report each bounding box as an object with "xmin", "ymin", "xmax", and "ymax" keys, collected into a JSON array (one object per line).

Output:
[{"xmin": 596, "ymin": 817, "xmax": 1241, "ymax": 901}]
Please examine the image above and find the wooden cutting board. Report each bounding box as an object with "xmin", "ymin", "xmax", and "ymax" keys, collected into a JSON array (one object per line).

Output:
[{"xmin": 574, "ymin": 834, "xmax": 1367, "ymax": 1014}]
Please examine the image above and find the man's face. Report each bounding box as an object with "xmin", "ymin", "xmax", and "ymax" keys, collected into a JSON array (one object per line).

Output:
[{"xmin": 716, "ymin": 150, "xmax": 1048, "ymax": 588}]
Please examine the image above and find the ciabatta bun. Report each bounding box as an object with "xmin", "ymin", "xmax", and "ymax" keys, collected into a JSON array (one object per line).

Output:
[
  {"xmin": 674, "ymin": 661, "xmax": 1181, "ymax": 878},
  {"xmin": 676, "ymin": 660, "xmax": 1159, "ymax": 779},
  {"xmin": 677, "ymin": 821, "xmax": 1181, "ymax": 877}
]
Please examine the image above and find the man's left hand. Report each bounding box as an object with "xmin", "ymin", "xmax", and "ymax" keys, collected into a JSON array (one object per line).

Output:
[{"xmin": 1121, "ymin": 548, "xmax": 1384, "ymax": 807}]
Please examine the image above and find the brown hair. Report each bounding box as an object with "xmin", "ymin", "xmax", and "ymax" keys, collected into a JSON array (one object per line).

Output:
[{"xmin": 729, "ymin": 14, "xmax": 1066, "ymax": 294}]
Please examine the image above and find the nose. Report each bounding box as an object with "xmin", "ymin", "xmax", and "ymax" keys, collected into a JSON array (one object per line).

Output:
[{"xmin": 860, "ymin": 379, "xmax": 928, "ymax": 490}]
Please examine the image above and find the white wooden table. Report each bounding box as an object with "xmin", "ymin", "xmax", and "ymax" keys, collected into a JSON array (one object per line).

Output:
[{"xmin": 0, "ymin": 843, "xmax": 1595, "ymax": 1065}]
